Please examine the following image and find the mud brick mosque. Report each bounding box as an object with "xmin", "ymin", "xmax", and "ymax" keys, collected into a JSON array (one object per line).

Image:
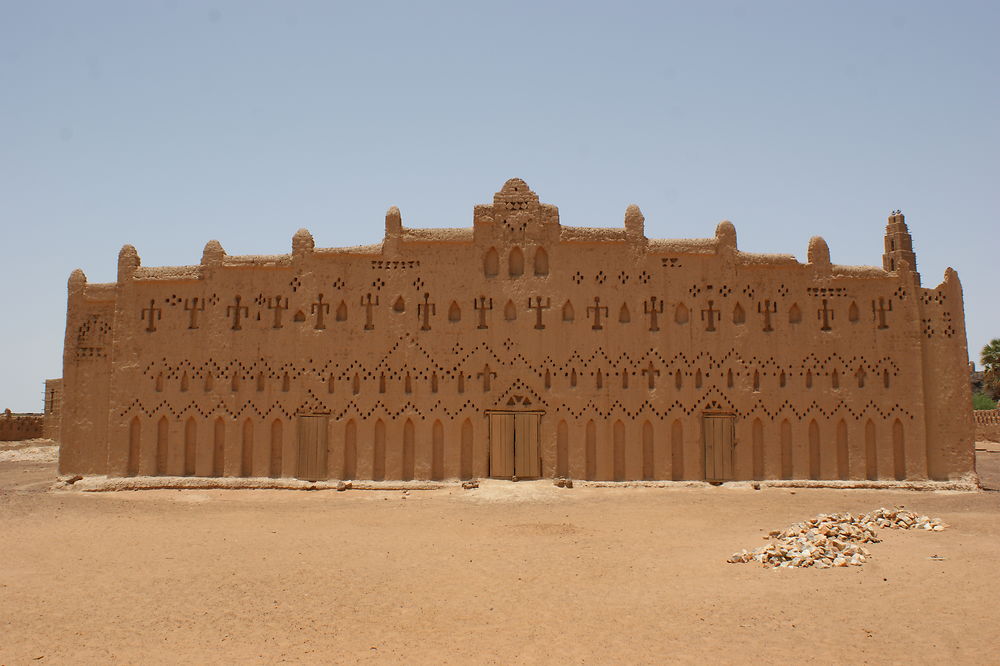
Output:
[{"xmin": 58, "ymin": 179, "xmax": 974, "ymax": 482}]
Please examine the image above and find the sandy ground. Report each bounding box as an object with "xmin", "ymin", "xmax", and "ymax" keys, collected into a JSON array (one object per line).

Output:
[{"xmin": 2, "ymin": 444, "xmax": 1000, "ymax": 664}]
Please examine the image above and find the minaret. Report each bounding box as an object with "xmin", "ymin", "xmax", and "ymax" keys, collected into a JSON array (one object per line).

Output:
[{"xmin": 882, "ymin": 210, "xmax": 917, "ymax": 275}]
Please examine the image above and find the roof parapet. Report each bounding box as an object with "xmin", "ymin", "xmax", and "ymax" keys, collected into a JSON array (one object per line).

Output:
[
  {"xmin": 201, "ymin": 240, "xmax": 225, "ymax": 267},
  {"xmin": 624, "ymin": 204, "xmax": 645, "ymax": 241},
  {"xmin": 715, "ymin": 221, "xmax": 737, "ymax": 253},
  {"xmin": 292, "ymin": 228, "xmax": 315, "ymax": 257},
  {"xmin": 807, "ymin": 236, "xmax": 831, "ymax": 273},
  {"xmin": 117, "ymin": 244, "xmax": 140, "ymax": 283}
]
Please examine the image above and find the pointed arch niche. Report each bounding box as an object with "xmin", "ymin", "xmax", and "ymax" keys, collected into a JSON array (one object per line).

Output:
[{"xmin": 533, "ymin": 247, "xmax": 549, "ymax": 276}]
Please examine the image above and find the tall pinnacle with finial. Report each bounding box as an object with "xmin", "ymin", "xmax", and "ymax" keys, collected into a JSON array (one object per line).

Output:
[{"xmin": 882, "ymin": 209, "xmax": 917, "ymax": 277}]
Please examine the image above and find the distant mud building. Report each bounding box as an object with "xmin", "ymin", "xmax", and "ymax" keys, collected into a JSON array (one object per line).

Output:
[
  {"xmin": 59, "ymin": 179, "xmax": 973, "ymax": 482},
  {"xmin": 0, "ymin": 410, "xmax": 44, "ymax": 441}
]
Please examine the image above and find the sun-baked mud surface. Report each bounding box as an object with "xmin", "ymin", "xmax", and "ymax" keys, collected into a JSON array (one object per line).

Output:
[{"xmin": 2, "ymin": 452, "xmax": 999, "ymax": 664}]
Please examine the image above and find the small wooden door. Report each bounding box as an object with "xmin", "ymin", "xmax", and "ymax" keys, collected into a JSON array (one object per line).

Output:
[
  {"xmin": 296, "ymin": 415, "xmax": 329, "ymax": 481},
  {"xmin": 489, "ymin": 412, "xmax": 541, "ymax": 479},
  {"xmin": 703, "ymin": 413, "xmax": 736, "ymax": 482}
]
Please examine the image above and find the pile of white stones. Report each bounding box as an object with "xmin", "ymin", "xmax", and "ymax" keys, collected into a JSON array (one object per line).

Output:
[{"xmin": 728, "ymin": 507, "xmax": 948, "ymax": 569}]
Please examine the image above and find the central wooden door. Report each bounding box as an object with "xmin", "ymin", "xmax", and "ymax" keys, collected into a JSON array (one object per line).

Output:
[
  {"xmin": 296, "ymin": 414, "xmax": 329, "ymax": 481},
  {"xmin": 703, "ymin": 413, "xmax": 736, "ymax": 482},
  {"xmin": 489, "ymin": 412, "xmax": 541, "ymax": 479}
]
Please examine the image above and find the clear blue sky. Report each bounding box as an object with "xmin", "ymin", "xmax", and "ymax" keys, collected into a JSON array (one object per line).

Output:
[{"xmin": 2, "ymin": 1, "xmax": 997, "ymax": 411}]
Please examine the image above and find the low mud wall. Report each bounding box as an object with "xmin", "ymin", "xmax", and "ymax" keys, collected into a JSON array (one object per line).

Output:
[
  {"xmin": 974, "ymin": 410, "xmax": 1000, "ymax": 441},
  {"xmin": 975, "ymin": 410, "xmax": 1000, "ymax": 442},
  {"xmin": 0, "ymin": 411, "xmax": 44, "ymax": 441}
]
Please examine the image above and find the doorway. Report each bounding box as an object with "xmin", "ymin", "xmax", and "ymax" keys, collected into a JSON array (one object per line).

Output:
[
  {"xmin": 296, "ymin": 414, "xmax": 329, "ymax": 481},
  {"xmin": 488, "ymin": 411, "xmax": 541, "ymax": 479},
  {"xmin": 703, "ymin": 413, "xmax": 736, "ymax": 482}
]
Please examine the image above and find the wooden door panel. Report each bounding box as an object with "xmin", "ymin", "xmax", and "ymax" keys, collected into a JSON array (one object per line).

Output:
[
  {"xmin": 704, "ymin": 417, "xmax": 716, "ymax": 480},
  {"xmin": 721, "ymin": 417, "xmax": 734, "ymax": 480},
  {"xmin": 514, "ymin": 413, "xmax": 540, "ymax": 478},
  {"xmin": 490, "ymin": 413, "xmax": 515, "ymax": 478}
]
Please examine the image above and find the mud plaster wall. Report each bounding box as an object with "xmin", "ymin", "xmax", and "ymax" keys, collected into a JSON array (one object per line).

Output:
[
  {"xmin": 0, "ymin": 411, "xmax": 44, "ymax": 441},
  {"xmin": 974, "ymin": 410, "xmax": 1000, "ymax": 442},
  {"xmin": 59, "ymin": 180, "xmax": 975, "ymax": 481},
  {"xmin": 43, "ymin": 378, "xmax": 62, "ymax": 441}
]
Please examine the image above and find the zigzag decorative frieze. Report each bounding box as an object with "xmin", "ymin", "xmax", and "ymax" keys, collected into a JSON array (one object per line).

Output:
[
  {"xmin": 119, "ymin": 393, "xmax": 912, "ymax": 423},
  {"xmin": 143, "ymin": 338, "xmax": 903, "ymax": 383}
]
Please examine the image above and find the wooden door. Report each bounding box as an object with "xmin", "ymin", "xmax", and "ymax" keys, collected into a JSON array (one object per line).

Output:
[
  {"xmin": 489, "ymin": 413, "xmax": 515, "ymax": 478},
  {"xmin": 703, "ymin": 414, "xmax": 736, "ymax": 481},
  {"xmin": 489, "ymin": 412, "xmax": 541, "ymax": 479},
  {"xmin": 296, "ymin": 415, "xmax": 329, "ymax": 481}
]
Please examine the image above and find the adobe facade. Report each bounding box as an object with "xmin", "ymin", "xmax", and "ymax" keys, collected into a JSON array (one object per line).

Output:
[{"xmin": 58, "ymin": 179, "xmax": 975, "ymax": 482}]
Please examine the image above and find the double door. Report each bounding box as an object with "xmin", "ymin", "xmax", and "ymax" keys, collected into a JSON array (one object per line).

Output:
[
  {"xmin": 489, "ymin": 412, "xmax": 541, "ymax": 479},
  {"xmin": 703, "ymin": 413, "xmax": 736, "ymax": 482},
  {"xmin": 296, "ymin": 414, "xmax": 329, "ymax": 481}
]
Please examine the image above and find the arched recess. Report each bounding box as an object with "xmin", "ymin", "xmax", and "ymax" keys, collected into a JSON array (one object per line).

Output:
[
  {"xmin": 184, "ymin": 417, "xmax": 197, "ymax": 476},
  {"xmin": 642, "ymin": 421, "xmax": 654, "ymax": 481},
  {"xmin": 128, "ymin": 416, "xmax": 141, "ymax": 477},
  {"xmin": 562, "ymin": 300, "xmax": 574, "ymax": 322},
  {"xmin": 156, "ymin": 416, "xmax": 169, "ymax": 476},
  {"xmin": 671, "ymin": 419, "xmax": 684, "ymax": 481},
  {"xmin": 556, "ymin": 420, "xmax": 569, "ymax": 478},
  {"xmin": 448, "ymin": 301, "xmax": 461, "ymax": 322},
  {"xmin": 504, "ymin": 300, "xmax": 517, "ymax": 320},
  {"xmin": 865, "ymin": 419, "xmax": 877, "ymax": 480},
  {"xmin": 270, "ymin": 419, "xmax": 282, "ymax": 478},
  {"xmin": 241, "ymin": 419, "xmax": 254, "ymax": 477},
  {"xmin": 508, "ymin": 247, "xmax": 524, "ymax": 277},
  {"xmin": 836, "ymin": 419, "xmax": 849, "ymax": 479},
  {"xmin": 892, "ymin": 419, "xmax": 906, "ymax": 480},
  {"xmin": 613, "ymin": 420, "xmax": 626, "ymax": 481},
  {"xmin": 752, "ymin": 418, "xmax": 764, "ymax": 481},
  {"xmin": 344, "ymin": 420, "xmax": 357, "ymax": 479},
  {"xmin": 213, "ymin": 417, "xmax": 225, "ymax": 477},
  {"xmin": 484, "ymin": 247, "xmax": 499, "ymax": 277},
  {"xmin": 808, "ymin": 419, "xmax": 820, "ymax": 480},
  {"xmin": 460, "ymin": 419, "xmax": 474, "ymax": 480},
  {"xmin": 373, "ymin": 419, "xmax": 386, "ymax": 481},
  {"xmin": 585, "ymin": 420, "xmax": 597, "ymax": 481},
  {"xmin": 533, "ymin": 247, "xmax": 549, "ymax": 276},
  {"xmin": 780, "ymin": 419, "xmax": 792, "ymax": 479},
  {"xmin": 402, "ymin": 419, "xmax": 415, "ymax": 481},
  {"xmin": 431, "ymin": 420, "xmax": 444, "ymax": 481}
]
